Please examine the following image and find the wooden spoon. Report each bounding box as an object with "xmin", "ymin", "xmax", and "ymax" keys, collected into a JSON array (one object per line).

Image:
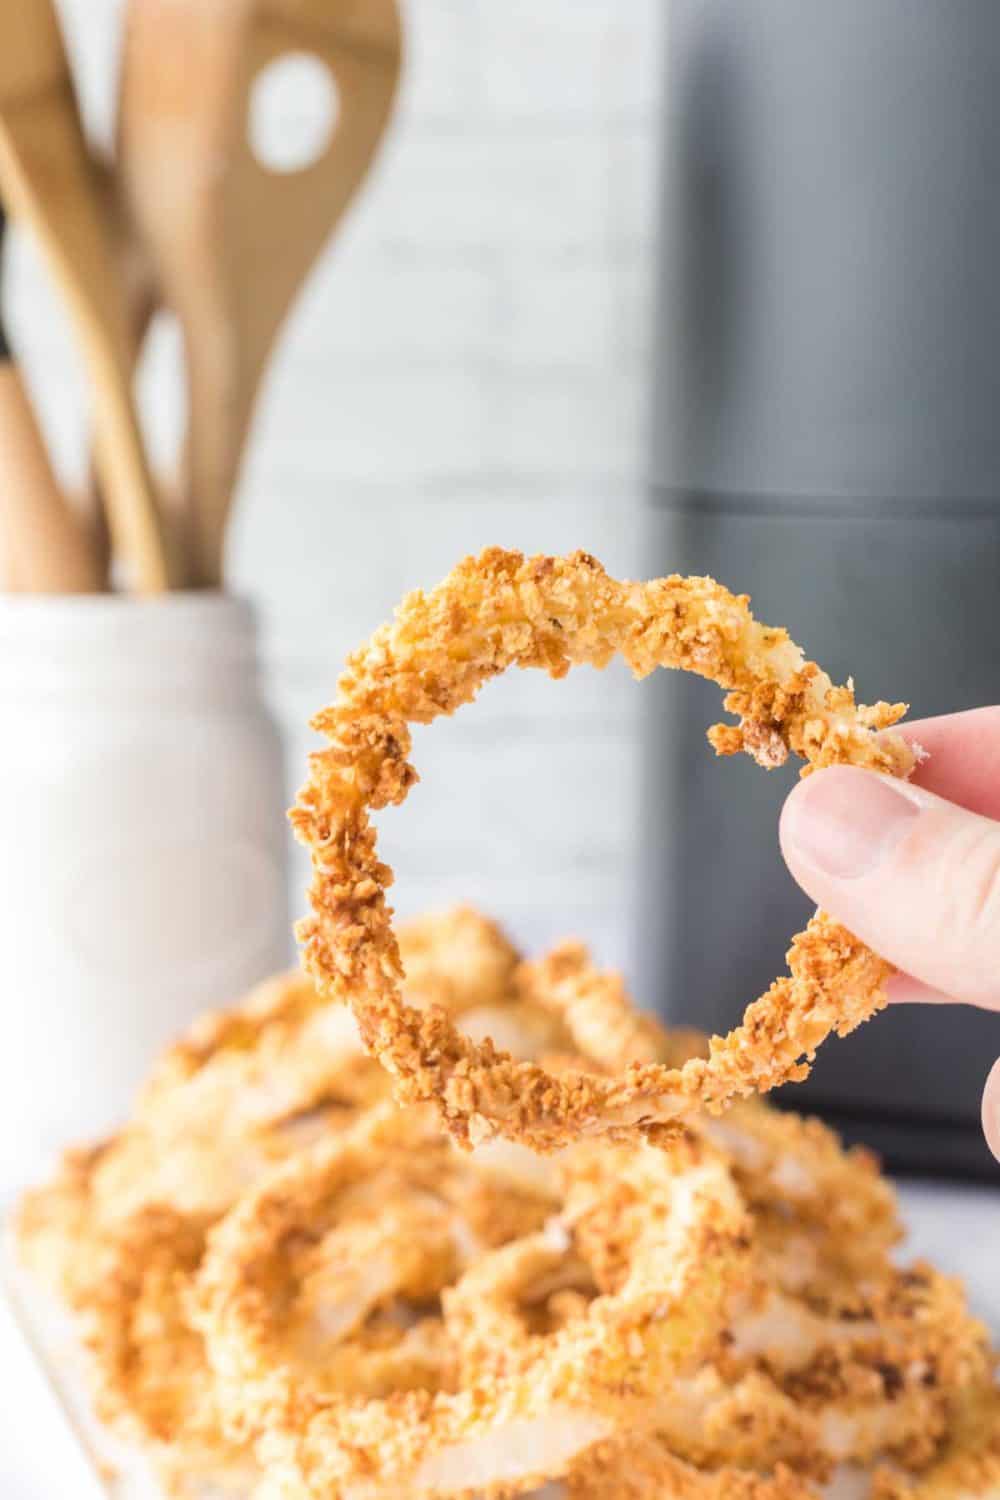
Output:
[
  {"xmin": 0, "ymin": 340, "xmax": 102, "ymax": 592},
  {"xmin": 117, "ymin": 0, "xmax": 402, "ymax": 587},
  {"xmin": 0, "ymin": 1, "xmax": 174, "ymax": 592},
  {"xmin": 0, "ymin": 205, "xmax": 102, "ymax": 593}
]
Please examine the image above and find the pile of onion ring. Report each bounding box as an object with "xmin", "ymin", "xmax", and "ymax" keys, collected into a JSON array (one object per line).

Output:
[
  {"xmin": 18, "ymin": 904, "xmax": 997, "ymax": 1500},
  {"xmin": 292, "ymin": 548, "xmax": 916, "ymax": 1151}
]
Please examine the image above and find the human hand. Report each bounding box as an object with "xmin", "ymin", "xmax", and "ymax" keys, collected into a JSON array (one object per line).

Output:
[{"xmin": 779, "ymin": 707, "xmax": 1000, "ymax": 1163}]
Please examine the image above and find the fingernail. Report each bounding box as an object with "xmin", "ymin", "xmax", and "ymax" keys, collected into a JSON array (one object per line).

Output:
[{"xmin": 783, "ymin": 767, "xmax": 921, "ymax": 880}]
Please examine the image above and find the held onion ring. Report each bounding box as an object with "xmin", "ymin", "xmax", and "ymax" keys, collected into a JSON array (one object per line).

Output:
[{"xmin": 292, "ymin": 548, "xmax": 914, "ymax": 1149}]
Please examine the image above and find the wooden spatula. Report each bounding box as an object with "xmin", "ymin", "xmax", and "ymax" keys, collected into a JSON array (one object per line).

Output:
[
  {"xmin": 0, "ymin": 1, "xmax": 174, "ymax": 593},
  {"xmin": 117, "ymin": 0, "xmax": 402, "ymax": 587}
]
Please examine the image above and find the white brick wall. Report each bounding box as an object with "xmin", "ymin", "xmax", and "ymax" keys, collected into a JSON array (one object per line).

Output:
[{"xmin": 9, "ymin": 0, "xmax": 664, "ymax": 974}]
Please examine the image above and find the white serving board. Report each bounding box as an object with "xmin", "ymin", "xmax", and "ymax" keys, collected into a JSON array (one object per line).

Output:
[{"xmin": 1, "ymin": 1239, "xmax": 237, "ymax": 1500}]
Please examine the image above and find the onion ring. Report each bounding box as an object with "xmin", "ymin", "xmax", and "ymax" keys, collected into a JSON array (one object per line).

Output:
[
  {"xmin": 71, "ymin": 1189, "xmax": 453, "ymax": 1498},
  {"xmin": 696, "ymin": 1102, "xmax": 901, "ymax": 1285},
  {"xmin": 139, "ymin": 908, "xmax": 521, "ymax": 1140},
  {"xmin": 512, "ymin": 952, "xmax": 901, "ymax": 1288},
  {"xmin": 14, "ymin": 983, "xmax": 390, "ymax": 1303},
  {"xmin": 528, "ymin": 1390, "xmax": 1000, "ymax": 1500},
  {"xmin": 16, "ymin": 912, "xmax": 511, "ymax": 1297},
  {"xmin": 76, "ymin": 1203, "xmax": 251, "ymax": 1485},
  {"xmin": 56, "ymin": 1098, "xmax": 544, "ymax": 1493},
  {"xmin": 291, "ymin": 548, "xmax": 913, "ymax": 1149},
  {"xmin": 399, "ymin": 906, "xmax": 523, "ymax": 1015},
  {"xmin": 873, "ymin": 1392, "xmax": 1000, "ymax": 1500},
  {"xmin": 508, "ymin": 944, "xmax": 898, "ymax": 1281},
  {"xmin": 462, "ymin": 991, "xmax": 991, "ymax": 1484},
  {"xmin": 479, "ymin": 1391, "xmax": 1000, "ymax": 1500},
  {"xmin": 195, "ymin": 1102, "xmax": 559, "ymax": 1409},
  {"xmin": 558, "ymin": 1434, "xmax": 822, "ymax": 1500},
  {"xmin": 716, "ymin": 1266, "xmax": 993, "ymax": 1470},
  {"xmin": 513, "ymin": 941, "xmax": 707, "ymax": 1074},
  {"xmin": 466, "ymin": 1054, "xmax": 992, "ymax": 1480},
  {"xmin": 195, "ymin": 1110, "xmax": 750, "ymax": 1498}
]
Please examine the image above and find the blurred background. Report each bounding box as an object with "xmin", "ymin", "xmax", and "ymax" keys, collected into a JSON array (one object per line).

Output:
[
  {"xmin": 8, "ymin": 0, "xmax": 656, "ymax": 971},
  {"xmin": 2, "ymin": 0, "xmax": 998, "ymax": 1185}
]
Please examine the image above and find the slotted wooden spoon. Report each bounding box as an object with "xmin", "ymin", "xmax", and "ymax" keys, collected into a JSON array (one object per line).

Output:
[
  {"xmin": 118, "ymin": 0, "xmax": 402, "ymax": 587},
  {"xmin": 0, "ymin": 1, "xmax": 174, "ymax": 592}
]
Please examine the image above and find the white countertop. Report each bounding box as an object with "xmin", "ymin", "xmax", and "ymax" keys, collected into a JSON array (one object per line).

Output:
[{"xmin": 895, "ymin": 1178, "xmax": 999, "ymax": 1330}]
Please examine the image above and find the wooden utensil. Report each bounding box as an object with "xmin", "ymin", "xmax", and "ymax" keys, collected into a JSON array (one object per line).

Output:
[
  {"xmin": 0, "ymin": 206, "xmax": 101, "ymax": 593},
  {"xmin": 118, "ymin": 0, "xmax": 402, "ymax": 587},
  {"xmin": 0, "ymin": 1, "xmax": 175, "ymax": 593}
]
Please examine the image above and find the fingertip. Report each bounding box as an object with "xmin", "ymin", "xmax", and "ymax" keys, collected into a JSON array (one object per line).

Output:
[
  {"xmin": 983, "ymin": 1057, "xmax": 1000, "ymax": 1165},
  {"xmin": 899, "ymin": 707, "xmax": 1000, "ymax": 820}
]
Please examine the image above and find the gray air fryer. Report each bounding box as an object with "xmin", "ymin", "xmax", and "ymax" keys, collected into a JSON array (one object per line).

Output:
[{"xmin": 640, "ymin": 0, "xmax": 1000, "ymax": 1178}]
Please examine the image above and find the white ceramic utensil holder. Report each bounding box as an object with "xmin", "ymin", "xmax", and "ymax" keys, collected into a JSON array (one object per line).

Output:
[{"xmin": 0, "ymin": 593, "xmax": 289, "ymax": 1187}]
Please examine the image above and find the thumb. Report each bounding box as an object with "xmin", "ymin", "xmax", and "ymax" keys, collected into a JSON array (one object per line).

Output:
[{"xmin": 779, "ymin": 766, "xmax": 1000, "ymax": 1011}]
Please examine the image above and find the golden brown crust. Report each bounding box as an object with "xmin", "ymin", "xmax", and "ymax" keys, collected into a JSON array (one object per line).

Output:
[{"xmin": 291, "ymin": 548, "xmax": 913, "ymax": 1150}]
